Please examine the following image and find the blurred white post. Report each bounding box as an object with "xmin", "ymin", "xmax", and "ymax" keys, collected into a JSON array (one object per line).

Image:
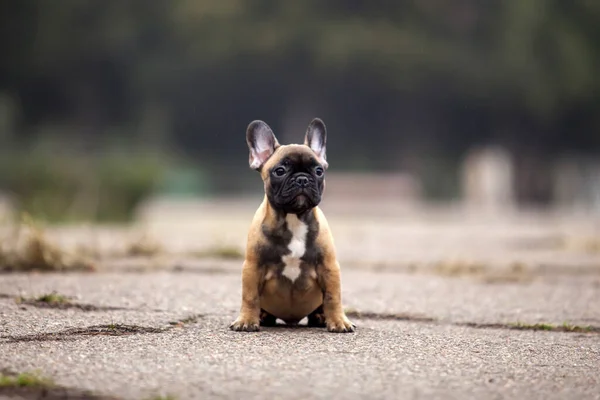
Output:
[{"xmin": 461, "ymin": 146, "xmax": 515, "ymax": 212}]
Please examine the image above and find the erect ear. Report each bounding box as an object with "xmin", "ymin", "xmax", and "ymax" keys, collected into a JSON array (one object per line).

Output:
[
  {"xmin": 246, "ymin": 120, "xmax": 280, "ymax": 170},
  {"xmin": 304, "ymin": 118, "xmax": 328, "ymax": 169}
]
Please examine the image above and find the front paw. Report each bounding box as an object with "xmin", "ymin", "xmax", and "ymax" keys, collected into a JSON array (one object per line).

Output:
[
  {"xmin": 326, "ymin": 314, "xmax": 356, "ymax": 333},
  {"xmin": 229, "ymin": 316, "xmax": 260, "ymax": 332}
]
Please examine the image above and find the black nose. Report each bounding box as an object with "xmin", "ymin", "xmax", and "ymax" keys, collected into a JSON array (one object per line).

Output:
[{"xmin": 295, "ymin": 176, "xmax": 310, "ymax": 187}]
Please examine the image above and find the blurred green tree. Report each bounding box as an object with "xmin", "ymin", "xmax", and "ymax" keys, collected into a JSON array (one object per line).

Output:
[{"xmin": 0, "ymin": 0, "xmax": 598, "ymax": 210}]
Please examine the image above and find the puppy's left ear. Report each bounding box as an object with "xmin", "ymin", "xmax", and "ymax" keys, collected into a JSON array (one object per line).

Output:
[
  {"xmin": 247, "ymin": 120, "xmax": 280, "ymax": 170},
  {"xmin": 304, "ymin": 118, "xmax": 328, "ymax": 169}
]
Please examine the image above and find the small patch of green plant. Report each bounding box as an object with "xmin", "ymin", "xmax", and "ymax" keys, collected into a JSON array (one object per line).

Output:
[
  {"xmin": 0, "ymin": 372, "xmax": 53, "ymax": 388},
  {"xmin": 16, "ymin": 291, "xmax": 71, "ymax": 306},
  {"xmin": 509, "ymin": 321, "xmax": 595, "ymax": 333},
  {"xmin": 150, "ymin": 396, "xmax": 177, "ymax": 400},
  {"xmin": 510, "ymin": 322, "xmax": 554, "ymax": 331},
  {"xmin": 36, "ymin": 292, "xmax": 70, "ymax": 305},
  {"xmin": 560, "ymin": 322, "xmax": 594, "ymax": 333}
]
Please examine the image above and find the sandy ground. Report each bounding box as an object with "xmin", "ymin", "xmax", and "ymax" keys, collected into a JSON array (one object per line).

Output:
[{"xmin": 0, "ymin": 198, "xmax": 599, "ymax": 399}]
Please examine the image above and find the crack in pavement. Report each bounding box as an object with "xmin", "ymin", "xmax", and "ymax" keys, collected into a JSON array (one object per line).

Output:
[
  {"xmin": 2, "ymin": 307, "xmax": 596, "ymax": 345},
  {"xmin": 346, "ymin": 310, "xmax": 600, "ymax": 334},
  {"xmin": 456, "ymin": 321, "xmax": 600, "ymax": 334},
  {"xmin": 0, "ymin": 314, "xmax": 205, "ymax": 343},
  {"xmin": 0, "ymin": 293, "xmax": 170, "ymax": 313},
  {"xmin": 17, "ymin": 300, "xmax": 128, "ymax": 312},
  {"xmin": 168, "ymin": 314, "xmax": 204, "ymax": 327},
  {"xmin": 1, "ymin": 324, "xmax": 168, "ymax": 343},
  {"xmin": 345, "ymin": 310, "xmax": 436, "ymax": 322}
]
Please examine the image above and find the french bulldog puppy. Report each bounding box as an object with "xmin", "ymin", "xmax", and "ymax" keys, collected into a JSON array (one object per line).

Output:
[{"xmin": 230, "ymin": 118, "xmax": 355, "ymax": 333}]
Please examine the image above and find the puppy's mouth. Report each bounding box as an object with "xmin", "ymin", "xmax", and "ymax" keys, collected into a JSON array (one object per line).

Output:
[
  {"xmin": 294, "ymin": 193, "xmax": 309, "ymax": 204},
  {"xmin": 271, "ymin": 183, "xmax": 321, "ymax": 213},
  {"xmin": 282, "ymin": 185, "xmax": 314, "ymax": 198},
  {"xmin": 278, "ymin": 191, "xmax": 318, "ymax": 212}
]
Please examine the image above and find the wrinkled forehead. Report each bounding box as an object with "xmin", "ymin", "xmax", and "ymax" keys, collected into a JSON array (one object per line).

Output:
[{"xmin": 263, "ymin": 144, "xmax": 320, "ymax": 171}]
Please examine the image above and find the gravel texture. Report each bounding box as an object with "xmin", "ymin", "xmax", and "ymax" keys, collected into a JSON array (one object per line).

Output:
[
  {"xmin": 1, "ymin": 270, "xmax": 599, "ymax": 400},
  {"xmin": 1, "ymin": 202, "xmax": 599, "ymax": 399}
]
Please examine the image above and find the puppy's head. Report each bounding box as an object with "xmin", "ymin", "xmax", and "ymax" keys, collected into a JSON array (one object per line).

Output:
[{"xmin": 246, "ymin": 118, "xmax": 328, "ymax": 214}]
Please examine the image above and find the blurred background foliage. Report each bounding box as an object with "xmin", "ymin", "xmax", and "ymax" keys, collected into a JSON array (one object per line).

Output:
[{"xmin": 0, "ymin": 0, "xmax": 598, "ymax": 221}]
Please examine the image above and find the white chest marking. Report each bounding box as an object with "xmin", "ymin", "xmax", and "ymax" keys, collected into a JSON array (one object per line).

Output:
[{"xmin": 281, "ymin": 214, "xmax": 308, "ymax": 282}]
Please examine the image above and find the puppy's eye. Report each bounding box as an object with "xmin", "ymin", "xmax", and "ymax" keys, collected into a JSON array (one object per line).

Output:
[
  {"xmin": 273, "ymin": 167, "xmax": 286, "ymax": 177},
  {"xmin": 315, "ymin": 167, "xmax": 324, "ymax": 177}
]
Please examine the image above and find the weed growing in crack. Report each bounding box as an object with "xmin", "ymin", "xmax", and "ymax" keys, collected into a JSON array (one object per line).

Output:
[
  {"xmin": 0, "ymin": 372, "xmax": 53, "ymax": 388},
  {"xmin": 508, "ymin": 321, "xmax": 596, "ymax": 332},
  {"xmin": 560, "ymin": 322, "xmax": 593, "ymax": 332},
  {"xmin": 344, "ymin": 308, "xmax": 600, "ymax": 334},
  {"xmin": 35, "ymin": 292, "xmax": 70, "ymax": 305},
  {"xmin": 466, "ymin": 321, "xmax": 599, "ymax": 333},
  {"xmin": 510, "ymin": 322, "xmax": 554, "ymax": 331},
  {"xmin": 16, "ymin": 291, "xmax": 71, "ymax": 306}
]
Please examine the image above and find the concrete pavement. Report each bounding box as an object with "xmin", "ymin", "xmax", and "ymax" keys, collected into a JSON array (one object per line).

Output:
[
  {"xmin": 1, "ymin": 201, "xmax": 599, "ymax": 399},
  {"xmin": 1, "ymin": 269, "xmax": 599, "ymax": 399}
]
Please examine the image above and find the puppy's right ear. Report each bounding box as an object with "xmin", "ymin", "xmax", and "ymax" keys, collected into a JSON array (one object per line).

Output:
[{"xmin": 246, "ymin": 120, "xmax": 280, "ymax": 170}]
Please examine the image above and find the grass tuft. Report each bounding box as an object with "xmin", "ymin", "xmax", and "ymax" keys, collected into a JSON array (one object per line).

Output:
[
  {"xmin": 35, "ymin": 292, "xmax": 70, "ymax": 305},
  {"xmin": 508, "ymin": 321, "xmax": 595, "ymax": 333},
  {"xmin": 0, "ymin": 372, "xmax": 53, "ymax": 388},
  {"xmin": 124, "ymin": 233, "xmax": 164, "ymax": 257},
  {"xmin": 0, "ymin": 214, "xmax": 95, "ymax": 272},
  {"xmin": 560, "ymin": 322, "xmax": 594, "ymax": 333},
  {"xmin": 510, "ymin": 322, "xmax": 554, "ymax": 331}
]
